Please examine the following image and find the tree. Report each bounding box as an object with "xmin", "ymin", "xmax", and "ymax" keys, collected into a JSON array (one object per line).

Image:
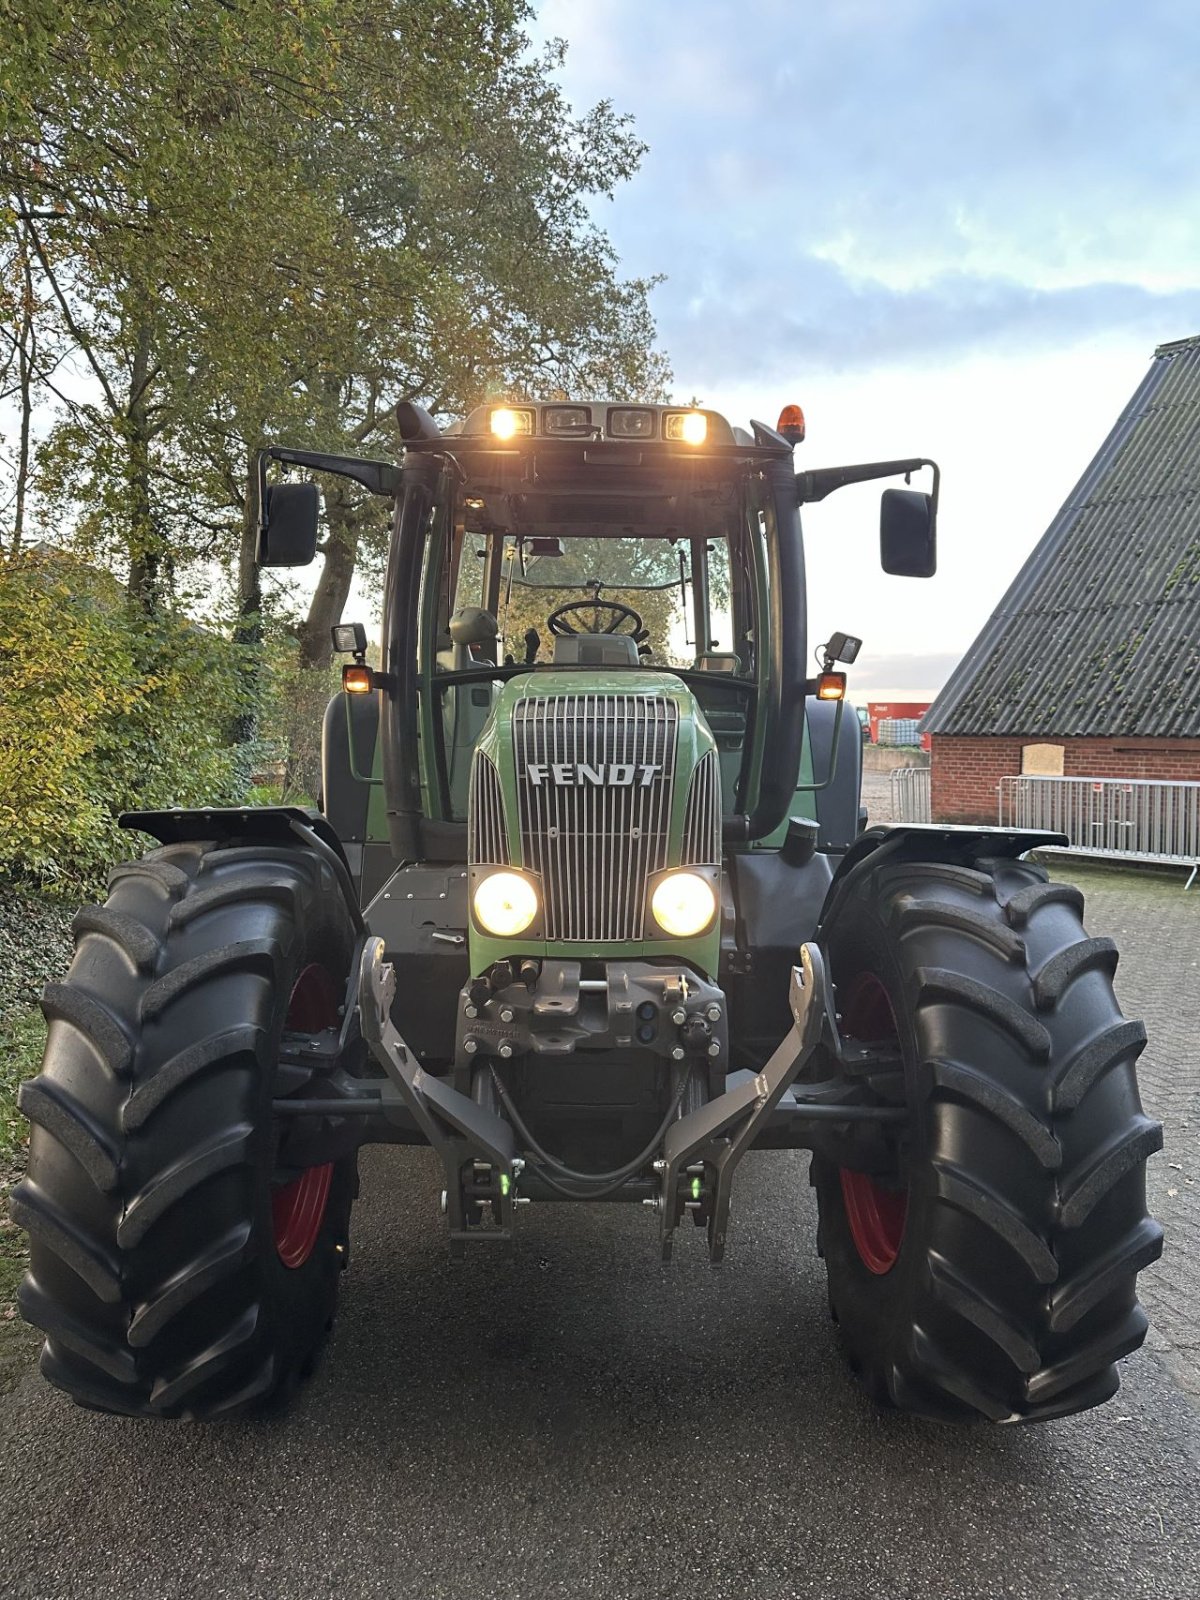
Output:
[
  {"xmin": 1, "ymin": 3, "xmax": 667, "ymax": 613},
  {"xmin": 225, "ymin": 25, "xmax": 671, "ymax": 674},
  {"xmin": 0, "ymin": 1, "xmax": 670, "ymax": 806},
  {"xmin": 0, "ymin": 0, "xmax": 351, "ymax": 603}
]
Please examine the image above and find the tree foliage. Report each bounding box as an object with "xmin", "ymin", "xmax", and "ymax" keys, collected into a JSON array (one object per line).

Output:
[
  {"xmin": 0, "ymin": 1, "xmax": 669, "ymax": 629},
  {"xmin": 0, "ymin": 2, "xmax": 669, "ymax": 879},
  {"xmin": 0, "ymin": 550, "xmax": 248, "ymax": 883}
]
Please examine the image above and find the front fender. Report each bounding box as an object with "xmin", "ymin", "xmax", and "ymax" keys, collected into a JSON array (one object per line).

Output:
[
  {"xmin": 817, "ymin": 822, "xmax": 1067, "ymax": 939},
  {"xmin": 119, "ymin": 805, "xmax": 365, "ymax": 933}
]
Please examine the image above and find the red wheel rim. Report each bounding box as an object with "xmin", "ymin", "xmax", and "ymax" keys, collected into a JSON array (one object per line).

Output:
[
  {"xmin": 272, "ymin": 963, "xmax": 337, "ymax": 1269},
  {"xmin": 838, "ymin": 972, "xmax": 908, "ymax": 1275},
  {"xmin": 273, "ymin": 1163, "xmax": 334, "ymax": 1269}
]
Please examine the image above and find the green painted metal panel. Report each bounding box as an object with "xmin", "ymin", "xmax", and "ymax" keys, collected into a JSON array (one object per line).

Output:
[{"xmin": 469, "ymin": 668, "xmax": 721, "ymax": 976}]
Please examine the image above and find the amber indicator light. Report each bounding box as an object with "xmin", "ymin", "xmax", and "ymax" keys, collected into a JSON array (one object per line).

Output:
[{"xmin": 343, "ymin": 663, "xmax": 374, "ymax": 694}]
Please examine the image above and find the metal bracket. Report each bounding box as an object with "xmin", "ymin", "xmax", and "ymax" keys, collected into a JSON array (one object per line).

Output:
[
  {"xmin": 658, "ymin": 941, "xmax": 828, "ymax": 1264},
  {"xmin": 359, "ymin": 938, "xmax": 519, "ymax": 1255}
]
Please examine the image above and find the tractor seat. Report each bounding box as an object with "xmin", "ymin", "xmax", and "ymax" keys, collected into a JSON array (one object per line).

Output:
[
  {"xmin": 437, "ymin": 606, "xmax": 499, "ymax": 671},
  {"xmin": 552, "ymin": 633, "xmax": 640, "ymax": 667}
]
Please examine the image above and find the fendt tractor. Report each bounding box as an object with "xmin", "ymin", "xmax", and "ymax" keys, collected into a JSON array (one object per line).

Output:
[{"xmin": 14, "ymin": 399, "xmax": 1163, "ymax": 1424}]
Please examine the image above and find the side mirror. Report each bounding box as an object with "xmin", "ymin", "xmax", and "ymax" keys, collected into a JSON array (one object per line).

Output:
[
  {"xmin": 258, "ymin": 481, "xmax": 320, "ymax": 567},
  {"xmin": 880, "ymin": 488, "xmax": 936, "ymax": 578}
]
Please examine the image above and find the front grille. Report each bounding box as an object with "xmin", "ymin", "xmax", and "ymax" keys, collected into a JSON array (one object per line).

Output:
[
  {"xmin": 681, "ymin": 750, "xmax": 721, "ymax": 865},
  {"xmin": 513, "ymin": 694, "xmax": 678, "ymax": 941},
  {"xmin": 468, "ymin": 754, "xmax": 508, "ymax": 864}
]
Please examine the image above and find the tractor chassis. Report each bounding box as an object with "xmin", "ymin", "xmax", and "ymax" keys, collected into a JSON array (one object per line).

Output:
[
  {"xmin": 135, "ymin": 813, "xmax": 1075, "ymax": 1267},
  {"xmin": 337, "ymin": 936, "xmax": 904, "ymax": 1261}
]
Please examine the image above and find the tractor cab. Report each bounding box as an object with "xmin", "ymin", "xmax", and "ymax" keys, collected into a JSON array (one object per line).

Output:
[
  {"xmin": 316, "ymin": 400, "xmax": 934, "ymax": 892},
  {"xmin": 424, "ymin": 407, "xmax": 782, "ymax": 838}
]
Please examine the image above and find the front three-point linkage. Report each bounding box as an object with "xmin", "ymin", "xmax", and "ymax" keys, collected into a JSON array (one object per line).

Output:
[
  {"xmin": 653, "ymin": 943, "xmax": 830, "ymax": 1263},
  {"xmin": 359, "ymin": 937, "xmax": 522, "ymax": 1257}
]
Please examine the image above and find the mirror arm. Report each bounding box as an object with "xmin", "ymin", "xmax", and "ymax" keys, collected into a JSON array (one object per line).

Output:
[
  {"xmin": 256, "ymin": 446, "xmax": 402, "ymax": 533},
  {"xmin": 796, "ymin": 457, "xmax": 939, "ymax": 508}
]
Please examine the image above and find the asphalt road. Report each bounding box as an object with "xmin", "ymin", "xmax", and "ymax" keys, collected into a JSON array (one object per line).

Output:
[{"xmin": 2, "ymin": 857, "xmax": 1198, "ymax": 1600}]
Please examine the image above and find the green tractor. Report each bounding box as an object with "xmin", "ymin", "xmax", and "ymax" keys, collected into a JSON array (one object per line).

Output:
[{"xmin": 14, "ymin": 400, "xmax": 1162, "ymax": 1423}]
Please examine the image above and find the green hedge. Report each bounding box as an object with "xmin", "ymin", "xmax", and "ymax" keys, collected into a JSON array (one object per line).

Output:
[{"xmin": 0, "ymin": 551, "xmax": 249, "ymax": 885}]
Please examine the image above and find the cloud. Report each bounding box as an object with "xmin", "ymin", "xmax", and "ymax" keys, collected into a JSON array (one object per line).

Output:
[
  {"xmin": 848, "ymin": 650, "xmax": 963, "ymax": 695},
  {"xmin": 537, "ymin": 0, "xmax": 1200, "ymax": 376},
  {"xmin": 532, "ymin": 4, "xmax": 1200, "ymax": 676},
  {"xmin": 655, "ymin": 257, "xmax": 1200, "ymax": 382}
]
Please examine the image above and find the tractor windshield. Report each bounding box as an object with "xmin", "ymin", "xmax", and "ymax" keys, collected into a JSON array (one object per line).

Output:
[{"xmin": 471, "ymin": 536, "xmax": 734, "ymax": 669}]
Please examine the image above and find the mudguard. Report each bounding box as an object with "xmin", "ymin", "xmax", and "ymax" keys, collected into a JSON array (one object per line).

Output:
[
  {"xmin": 817, "ymin": 823, "xmax": 1068, "ymax": 938},
  {"xmin": 119, "ymin": 805, "xmax": 365, "ymax": 933}
]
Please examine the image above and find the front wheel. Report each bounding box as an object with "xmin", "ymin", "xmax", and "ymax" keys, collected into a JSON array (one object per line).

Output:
[
  {"xmin": 13, "ymin": 838, "xmax": 361, "ymax": 1418},
  {"xmin": 813, "ymin": 853, "xmax": 1163, "ymax": 1424}
]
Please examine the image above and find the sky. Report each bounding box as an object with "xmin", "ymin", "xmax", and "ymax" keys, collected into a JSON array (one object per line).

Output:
[{"xmin": 531, "ymin": 0, "xmax": 1200, "ymax": 701}]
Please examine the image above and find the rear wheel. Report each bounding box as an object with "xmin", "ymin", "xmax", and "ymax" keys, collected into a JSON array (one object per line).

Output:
[
  {"xmin": 12, "ymin": 839, "xmax": 360, "ymax": 1418},
  {"xmin": 812, "ymin": 854, "xmax": 1163, "ymax": 1423}
]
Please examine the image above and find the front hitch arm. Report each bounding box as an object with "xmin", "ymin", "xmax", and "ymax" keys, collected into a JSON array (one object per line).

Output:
[
  {"xmin": 657, "ymin": 942, "xmax": 829, "ymax": 1264},
  {"xmin": 359, "ymin": 937, "xmax": 520, "ymax": 1256}
]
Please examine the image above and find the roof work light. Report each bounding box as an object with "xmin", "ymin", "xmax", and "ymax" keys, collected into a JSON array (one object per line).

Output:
[
  {"xmin": 664, "ymin": 411, "xmax": 708, "ymax": 445},
  {"xmin": 490, "ymin": 406, "xmax": 535, "ymax": 440}
]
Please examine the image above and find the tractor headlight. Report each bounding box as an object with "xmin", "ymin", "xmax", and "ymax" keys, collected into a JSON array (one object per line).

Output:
[
  {"xmin": 650, "ymin": 871, "xmax": 717, "ymax": 938},
  {"xmin": 473, "ymin": 871, "xmax": 539, "ymax": 937}
]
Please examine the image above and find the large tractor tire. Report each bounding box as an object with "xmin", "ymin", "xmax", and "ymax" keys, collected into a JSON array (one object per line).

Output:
[
  {"xmin": 12, "ymin": 838, "xmax": 360, "ymax": 1419},
  {"xmin": 812, "ymin": 853, "xmax": 1163, "ymax": 1424}
]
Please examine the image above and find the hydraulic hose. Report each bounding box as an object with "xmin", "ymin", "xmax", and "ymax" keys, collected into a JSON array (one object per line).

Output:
[{"xmin": 489, "ymin": 1063, "xmax": 691, "ymax": 1200}]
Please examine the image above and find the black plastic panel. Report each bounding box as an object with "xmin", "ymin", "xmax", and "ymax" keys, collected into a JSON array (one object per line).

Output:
[
  {"xmin": 805, "ymin": 697, "xmax": 863, "ymax": 855},
  {"xmin": 364, "ymin": 863, "xmax": 471, "ymax": 1063},
  {"xmin": 722, "ymin": 849, "xmax": 833, "ymax": 1071}
]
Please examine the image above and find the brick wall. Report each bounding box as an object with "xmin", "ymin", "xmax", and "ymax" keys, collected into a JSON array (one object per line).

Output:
[
  {"xmin": 930, "ymin": 735, "xmax": 1200, "ymax": 823},
  {"xmin": 930, "ymin": 736, "xmax": 1024, "ymax": 823}
]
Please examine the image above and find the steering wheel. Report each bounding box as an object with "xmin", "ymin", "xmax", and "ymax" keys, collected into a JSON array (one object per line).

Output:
[{"xmin": 547, "ymin": 598, "xmax": 644, "ymax": 637}]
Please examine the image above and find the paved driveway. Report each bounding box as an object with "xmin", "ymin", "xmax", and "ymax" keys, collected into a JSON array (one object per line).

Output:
[
  {"xmin": 1, "ymin": 858, "xmax": 1196, "ymax": 1600},
  {"xmin": 1066, "ymin": 864, "xmax": 1200, "ymax": 1399}
]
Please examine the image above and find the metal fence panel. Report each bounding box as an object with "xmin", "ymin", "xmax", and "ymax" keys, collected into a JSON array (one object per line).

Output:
[
  {"xmin": 998, "ymin": 775, "xmax": 1200, "ymax": 883},
  {"xmin": 890, "ymin": 766, "xmax": 931, "ymax": 823}
]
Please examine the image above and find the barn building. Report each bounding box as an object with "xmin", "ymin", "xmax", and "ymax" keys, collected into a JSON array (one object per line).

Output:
[{"xmin": 923, "ymin": 334, "xmax": 1200, "ymax": 824}]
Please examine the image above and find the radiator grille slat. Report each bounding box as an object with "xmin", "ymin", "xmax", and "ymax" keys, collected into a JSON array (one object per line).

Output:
[
  {"xmin": 468, "ymin": 754, "xmax": 508, "ymax": 865},
  {"xmin": 513, "ymin": 694, "xmax": 678, "ymax": 941},
  {"xmin": 681, "ymin": 750, "xmax": 722, "ymax": 866}
]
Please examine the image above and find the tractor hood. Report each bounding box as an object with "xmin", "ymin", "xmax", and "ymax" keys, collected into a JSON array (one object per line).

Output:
[{"xmin": 466, "ymin": 670, "xmax": 722, "ymax": 972}]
